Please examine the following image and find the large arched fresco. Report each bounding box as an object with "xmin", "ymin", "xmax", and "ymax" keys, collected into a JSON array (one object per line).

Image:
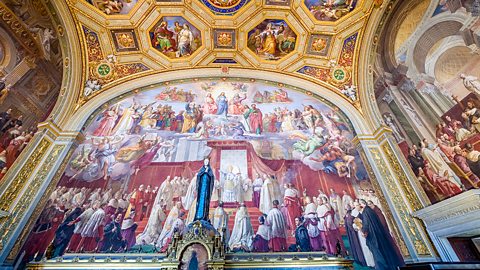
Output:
[
  {"xmin": 375, "ymin": 0, "xmax": 480, "ymax": 206},
  {"xmin": 20, "ymin": 78, "xmax": 403, "ymax": 268}
]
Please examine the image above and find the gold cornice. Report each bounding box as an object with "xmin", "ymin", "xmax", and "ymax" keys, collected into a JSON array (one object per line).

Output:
[
  {"xmin": 355, "ymin": 126, "xmax": 393, "ymax": 143},
  {"xmin": 75, "ymin": 67, "xmax": 361, "ymax": 110},
  {"xmin": 0, "ymin": 2, "xmax": 43, "ymax": 57}
]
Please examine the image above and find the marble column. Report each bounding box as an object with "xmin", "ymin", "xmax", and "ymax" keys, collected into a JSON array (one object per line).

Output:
[
  {"xmin": 383, "ymin": 74, "xmax": 436, "ymax": 142},
  {"xmin": 355, "ymin": 127, "xmax": 438, "ymax": 263},
  {"xmin": 0, "ymin": 121, "xmax": 82, "ymax": 265}
]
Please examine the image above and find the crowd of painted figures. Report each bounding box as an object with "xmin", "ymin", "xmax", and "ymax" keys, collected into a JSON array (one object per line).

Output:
[
  {"xmin": 407, "ymin": 99, "xmax": 480, "ymax": 203},
  {"xmin": 0, "ymin": 109, "xmax": 37, "ymax": 180},
  {"xmin": 93, "ymin": 90, "xmax": 302, "ymax": 138},
  {"xmin": 24, "ymin": 172, "xmax": 403, "ymax": 269}
]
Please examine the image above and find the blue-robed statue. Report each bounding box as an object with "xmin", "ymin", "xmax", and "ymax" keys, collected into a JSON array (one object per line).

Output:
[{"xmin": 194, "ymin": 158, "xmax": 215, "ymax": 222}]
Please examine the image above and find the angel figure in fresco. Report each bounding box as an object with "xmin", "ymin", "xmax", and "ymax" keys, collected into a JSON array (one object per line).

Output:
[
  {"xmin": 342, "ymin": 85, "xmax": 357, "ymax": 101},
  {"xmin": 91, "ymin": 136, "xmax": 124, "ymax": 180},
  {"xmin": 30, "ymin": 27, "xmax": 56, "ymax": 60},
  {"xmin": 115, "ymin": 135, "xmax": 150, "ymax": 163},
  {"xmin": 291, "ymin": 130, "xmax": 328, "ymax": 156},
  {"xmin": 131, "ymin": 137, "xmax": 163, "ymax": 174},
  {"xmin": 84, "ymin": 80, "xmax": 101, "ymax": 97},
  {"xmin": 67, "ymin": 145, "xmax": 96, "ymax": 181}
]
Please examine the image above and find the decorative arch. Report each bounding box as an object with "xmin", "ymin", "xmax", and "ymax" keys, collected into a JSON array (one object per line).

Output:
[
  {"xmin": 0, "ymin": 28, "xmax": 17, "ymax": 72},
  {"xmin": 412, "ymin": 20, "xmax": 464, "ymax": 74},
  {"xmin": 376, "ymin": 0, "xmax": 434, "ymax": 73},
  {"xmin": 424, "ymin": 36, "xmax": 466, "ymax": 79}
]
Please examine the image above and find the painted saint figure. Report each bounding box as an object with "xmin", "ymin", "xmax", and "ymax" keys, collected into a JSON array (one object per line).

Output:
[
  {"xmin": 244, "ymin": 104, "xmax": 263, "ymax": 135},
  {"xmin": 216, "ymin": 92, "xmax": 228, "ymax": 117},
  {"xmin": 194, "ymin": 158, "xmax": 215, "ymax": 222}
]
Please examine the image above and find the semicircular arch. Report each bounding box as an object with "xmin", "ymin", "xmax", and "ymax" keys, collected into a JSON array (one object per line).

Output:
[{"xmin": 66, "ymin": 68, "xmax": 373, "ymax": 136}]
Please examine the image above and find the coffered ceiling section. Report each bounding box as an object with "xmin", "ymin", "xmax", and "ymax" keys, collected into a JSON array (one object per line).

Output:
[{"xmin": 68, "ymin": 0, "xmax": 379, "ymax": 105}]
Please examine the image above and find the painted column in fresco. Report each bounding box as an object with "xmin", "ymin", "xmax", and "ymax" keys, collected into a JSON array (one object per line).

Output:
[
  {"xmin": 356, "ymin": 127, "xmax": 438, "ymax": 263},
  {"xmin": 0, "ymin": 122, "xmax": 81, "ymax": 264}
]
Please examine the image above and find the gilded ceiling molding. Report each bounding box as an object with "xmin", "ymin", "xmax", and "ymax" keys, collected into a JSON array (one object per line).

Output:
[
  {"xmin": 61, "ymin": 0, "xmax": 382, "ymax": 113},
  {"xmin": 0, "ymin": 2, "xmax": 42, "ymax": 57}
]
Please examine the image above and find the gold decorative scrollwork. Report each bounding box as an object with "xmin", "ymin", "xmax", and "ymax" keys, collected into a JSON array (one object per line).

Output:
[
  {"xmin": 0, "ymin": 141, "xmax": 59, "ymax": 253},
  {"xmin": 7, "ymin": 145, "xmax": 73, "ymax": 260},
  {"xmin": 368, "ymin": 148, "xmax": 431, "ymax": 256},
  {"xmin": 382, "ymin": 143, "xmax": 423, "ymax": 211},
  {"xmin": 0, "ymin": 139, "xmax": 51, "ymax": 211},
  {"xmin": 0, "ymin": 2, "xmax": 42, "ymax": 56}
]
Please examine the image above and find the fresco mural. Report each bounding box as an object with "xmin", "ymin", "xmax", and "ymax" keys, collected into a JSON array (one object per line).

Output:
[
  {"xmin": 377, "ymin": 0, "xmax": 480, "ymax": 205},
  {"xmin": 303, "ymin": 0, "xmax": 357, "ymax": 21},
  {"xmin": 87, "ymin": 0, "xmax": 139, "ymax": 15},
  {"xmin": 247, "ymin": 20, "xmax": 297, "ymax": 61},
  {"xmin": 406, "ymin": 94, "xmax": 480, "ymax": 204},
  {"xmin": 20, "ymin": 79, "xmax": 405, "ymax": 269},
  {"xmin": 149, "ymin": 17, "xmax": 202, "ymax": 59}
]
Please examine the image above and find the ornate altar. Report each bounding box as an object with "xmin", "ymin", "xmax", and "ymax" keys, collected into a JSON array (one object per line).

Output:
[{"xmin": 163, "ymin": 220, "xmax": 225, "ymax": 270}]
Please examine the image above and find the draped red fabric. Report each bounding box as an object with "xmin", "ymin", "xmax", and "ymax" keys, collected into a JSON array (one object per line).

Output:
[
  {"xmin": 245, "ymin": 143, "xmax": 287, "ymax": 183},
  {"xmin": 58, "ymin": 142, "xmax": 354, "ymax": 198}
]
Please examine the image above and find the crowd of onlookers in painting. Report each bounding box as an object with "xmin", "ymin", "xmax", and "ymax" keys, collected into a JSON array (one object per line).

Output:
[
  {"xmin": 22, "ymin": 180, "xmax": 404, "ymax": 269},
  {"xmin": 407, "ymin": 99, "xmax": 480, "ymax": 203},
  {"xmin": 0, "ymin": 108, "xmax": 37, "ymax": 180}
]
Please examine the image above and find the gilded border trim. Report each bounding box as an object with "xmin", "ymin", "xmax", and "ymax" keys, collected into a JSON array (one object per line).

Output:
[
  {"xmin": 7, "ymin": 144, "xmax": 73, "ymax": 261},
  {"xmin": 368, "ymin": 147, "xmax": 430, "ymax": 256},
  {"xmin": 381, "ymin": 142, "xmax": 424, "ymax": 211}
]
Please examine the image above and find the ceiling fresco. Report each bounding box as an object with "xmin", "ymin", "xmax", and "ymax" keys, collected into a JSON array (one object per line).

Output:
[
  {"xmin": 303, "ymin": 0, "xmax": 358, "ymax": 21},
  {"xmin": 65, "ymin": 0, "xmax": 381, "ymax": 107},
  {"xmin": 247, "ymin": 19, "xmax": 297, "ymax": 61},
  {"xmin": 149, "ymin": 16, "xmax": 202, "ymax": 59}
]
